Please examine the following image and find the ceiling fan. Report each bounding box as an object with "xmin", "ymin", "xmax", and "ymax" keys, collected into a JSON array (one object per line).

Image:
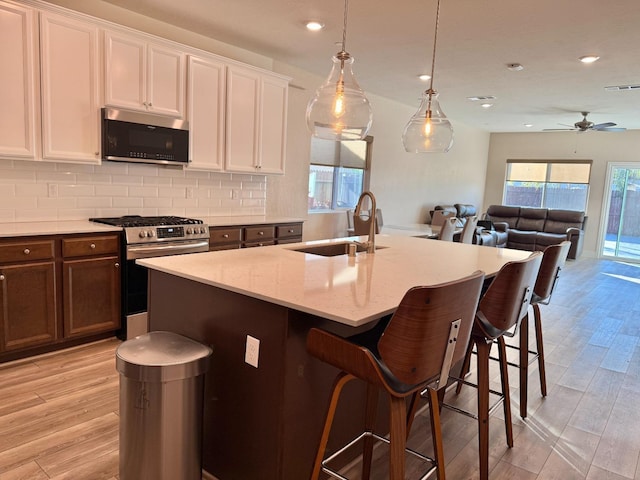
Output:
[{"xmin": 545, "ymin": 111, "xmax": 626, "ymax": 132}]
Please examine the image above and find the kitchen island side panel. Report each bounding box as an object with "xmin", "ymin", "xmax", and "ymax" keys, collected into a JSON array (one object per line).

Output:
[{"xmin": 146, "ymin": 270, "xmax": 378, "ymax": 480}]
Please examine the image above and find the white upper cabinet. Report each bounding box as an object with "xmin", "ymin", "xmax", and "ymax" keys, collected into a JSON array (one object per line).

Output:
[
  {"xmin": 39, "ymin": 11, "xmax": 101, "ymax": 164},
  {"xmin": 225, "ymin": 65, "xmax": 288, "ymax": 175},
  {"xmin": 260, "ymin": 74, "xmax": 288, "ymax": 174},
  {"xmin": 104, "ymin": 30, "xmax": 185, "ymax": 118},
  {"xmin": 186, "ymin": 54, "xmax": 226, "ymax": 171},
  {"xmin": 0, "ymin": 1, "xmax": 39, "ymax": 160}
]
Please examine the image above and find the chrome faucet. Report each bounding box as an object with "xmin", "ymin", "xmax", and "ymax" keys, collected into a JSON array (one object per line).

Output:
[{"xmin": 354, "ymin": 191, "xmax": 377, "ymax": 254}]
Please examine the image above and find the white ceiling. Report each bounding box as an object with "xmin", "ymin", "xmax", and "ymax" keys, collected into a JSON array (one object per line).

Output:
[{"xmin": 102, "ymin": 0, "xmax": 640, "ymax": 132}]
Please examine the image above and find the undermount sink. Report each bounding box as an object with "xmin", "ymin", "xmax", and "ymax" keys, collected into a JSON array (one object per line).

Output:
[{"xmin": 291, "ymin": 242, "xmax": 387, "ymax": 257}]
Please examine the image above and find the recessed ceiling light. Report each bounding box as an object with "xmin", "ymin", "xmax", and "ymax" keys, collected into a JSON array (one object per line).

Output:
[
  {"xmin": 418, "ymin": 74, "xmax": 431, "ymax": 81},
  {"xmin": 524, "ymin": 124, "xmax": 533, "ymax": 128},
  {"xmin": 605, "ymin": 84, "xmax": 640, "ymax": 91},
  {"xmin": 481, "ymin": 103, "xmax": 493, "ymax": 108},
  {"xmin": 305, "ymin": 21, "xmax": 324, "ymax": 31},
  {"xmin": 506, "ymin": 63, "xmax": 524, "ymax": 71},
  {"xmin": 467, "ymin": 95, "xmax": 496, "ymax": 101},
  {"xmin": 579, "ymin": 55, "xmax": 600, "ymax": 64}
]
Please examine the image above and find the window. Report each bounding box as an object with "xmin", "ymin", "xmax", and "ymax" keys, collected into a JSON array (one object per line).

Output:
[
  {"xmin": 308, "ymin": 136, "xmax": 372, "ymax": 211},
  {"xmin": 504, "ymin": 160, "xmax": 592, "ymax": 211}
]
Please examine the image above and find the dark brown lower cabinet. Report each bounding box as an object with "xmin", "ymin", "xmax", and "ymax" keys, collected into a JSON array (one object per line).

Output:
[
  {"xmin": 0, "ymin": 261, "xmax": 57, "ymax": 352},
  {"xmin": 0, "ymin": 233, "xmax": 121, "ymax": 361},
  {"xmin": 63, "ymin": 255, "xmax": 121, "ymax": 337}
]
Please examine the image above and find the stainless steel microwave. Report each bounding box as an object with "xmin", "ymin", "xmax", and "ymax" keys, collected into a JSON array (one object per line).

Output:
[{"xmin": 101, "ymin": 107, "xmax": 189, "ymax": 166}]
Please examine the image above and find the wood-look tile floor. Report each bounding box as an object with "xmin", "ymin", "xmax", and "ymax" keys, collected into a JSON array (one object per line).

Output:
[
  {"xmin": 0, "ymin": 257, "xmax": 638, "ymax": 479},
  {"xmin": 0, "ymin": 337, "xmax": 120, "ymax": 479}
]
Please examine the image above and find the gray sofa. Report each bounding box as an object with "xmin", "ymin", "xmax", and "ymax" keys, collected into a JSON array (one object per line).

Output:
[{"xmin": 484, "ymin": 205, "xmax": 586, "ymax": 259}]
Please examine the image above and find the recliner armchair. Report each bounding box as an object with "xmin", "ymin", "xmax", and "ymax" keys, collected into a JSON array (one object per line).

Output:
[{"xmin": 430, "ymin": 204, "xmax": 496, "ymax": 245}]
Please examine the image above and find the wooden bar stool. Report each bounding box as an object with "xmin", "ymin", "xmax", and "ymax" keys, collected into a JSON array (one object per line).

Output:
[
  {"xmin": 307, "ymin": 271, "xmax": 485, "ymax": 480},
  {"xmin": 449, "ymin": 252, "xmax": 542, "ymax": 480},
  {"xmin": 457, "ymin": 242, "xmax": 572, "ymax": 418},
  {"xmin": 517, "ymin": 240, "xmax": 571, "ymax": 417}
]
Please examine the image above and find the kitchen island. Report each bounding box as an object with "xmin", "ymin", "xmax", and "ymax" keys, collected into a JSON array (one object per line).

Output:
[{"xmin": 138, "ymin": 235, "xmax": 531, "ymax": 479}]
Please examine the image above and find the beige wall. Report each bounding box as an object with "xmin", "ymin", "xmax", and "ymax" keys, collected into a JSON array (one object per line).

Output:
[{"xmin": 485, "ymin": 130, "xmax": 640, "ymax": 257}]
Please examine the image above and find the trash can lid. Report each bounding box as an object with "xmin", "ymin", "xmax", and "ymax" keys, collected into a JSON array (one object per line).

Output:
[{"xmin": 116, "ymin": 331, "xmax": 212, "ymax": 382}]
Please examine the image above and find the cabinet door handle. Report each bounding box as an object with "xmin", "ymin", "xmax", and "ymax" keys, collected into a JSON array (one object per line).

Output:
[
  {"xmin": 23, "ymin": 248, "xmax": 30, "ymax": 255},
  {"xmin": 223, "ymin": 234, "xmax": 229, "ymax": 238},
  {"xmin": 115, "ymin": 263, "xmax": 120, "ymax": 268},
  {"xmin": 90, "ymin": 243, "xmax": 96, "ymax": 249},
  {"xmin": 0, "ymin": 274, "xmax": 4, "ymax": 281}
]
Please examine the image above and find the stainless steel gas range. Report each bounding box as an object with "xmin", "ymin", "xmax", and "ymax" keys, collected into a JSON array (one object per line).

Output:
[{"xmin": 90, "ymin": 215, "xmax": 210, "ymax": 339}]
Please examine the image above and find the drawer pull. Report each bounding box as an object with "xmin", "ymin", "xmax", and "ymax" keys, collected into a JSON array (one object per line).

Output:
[
  {"xmin": 0, "ymin": 274, "xmax": 4, "ymax": 281},
  {"xmin": 288, "ymin": 229, "xmax": 294, "ymax": 233},
  {"xmin": 223, "ymin": 234, "xmax": 229, "ymax": 238},
  {"xmin": 90, "ymin": 243, "xmax": 96, "ymax": 249},
  {"xmin": 115, "ymin": 263, "xmax": 120, "ymax": 268},
  {"xmin": 23, "ymin": 248, "xmax": 30, "ymax": 255},
  {"xmin": 258, "ymin": 231, "xmax": 264, "ymax": 236}
]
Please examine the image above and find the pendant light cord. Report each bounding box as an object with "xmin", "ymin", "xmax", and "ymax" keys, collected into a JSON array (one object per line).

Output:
[
  {"xmin": 428, "ymin": 0, "xmax": 442, "ymax": 93},
  {"xmin": 341, "ymin": 0, "xmax": 349, "ymax": 54}
]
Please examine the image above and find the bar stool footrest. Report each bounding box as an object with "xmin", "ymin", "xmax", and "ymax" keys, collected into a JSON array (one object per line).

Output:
[
  {"xmin": 440, "ymin": 378, "xmax": 505, "ymax": 419},
  {"xmin": 321, "ymin": 431, "xmax": 438, "ymax": 480}
]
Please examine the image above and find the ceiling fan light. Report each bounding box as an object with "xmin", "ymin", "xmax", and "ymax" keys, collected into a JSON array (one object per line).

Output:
[
  {"xmin": 402, "ymin": 90, "xmax": 453, "ymax": 153},
  {"xmin": 418, "ymin": 74, "xmax": 431, "ymax": 81}
]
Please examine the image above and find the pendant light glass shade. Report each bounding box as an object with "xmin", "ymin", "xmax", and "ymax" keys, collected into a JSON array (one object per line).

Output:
[
  {"xmin": 402, "ymin": 89, "xmax": 453, "ymax": 153},
  {"xmin": 306, "ymin": 0, "xmax": 372, "ymax": 141},
  {"xmin": 402, "ymin": 0, "xmax": 453, "ymax": 153},
  {"xmin": 306, "ymin": 53, "xmax": 372, "ymax": 141}
]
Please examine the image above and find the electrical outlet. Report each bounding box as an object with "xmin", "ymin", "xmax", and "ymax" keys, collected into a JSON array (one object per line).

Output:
[
  {"xmin": 48, "ymin": 184, "xmax": 58, "ymax": 197},
  {"xmin": 232, "ymin": 189, "xmax": 239, "ymax": 200},
  {"xmin": 186, "ymin": 187, "xmax": 194, "ymax": 199},
  {"xmin": 245, "ymin": 335, "xmax": 260, "ymax": 368}
]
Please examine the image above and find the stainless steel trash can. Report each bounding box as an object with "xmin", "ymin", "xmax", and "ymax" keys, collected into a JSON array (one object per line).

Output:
[{"xmin": 116, "ymin": 331, "xmax": 212, "ymax": 480}]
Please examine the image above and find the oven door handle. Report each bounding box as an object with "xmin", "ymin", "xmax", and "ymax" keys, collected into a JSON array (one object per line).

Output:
[{"xmin": 127, "ymin": 240, "xmax": 210, "ymax": 260}]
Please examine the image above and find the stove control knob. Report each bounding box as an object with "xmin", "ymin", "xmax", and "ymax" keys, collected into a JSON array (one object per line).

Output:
[
  {"xmin": 187, "ymin": 227, "xmax": 194, "ymax": 234},
  {"xmin": 139, "ymin": 231, "xmax": 147, "ymax": 238},
  {"xmin": 201, "ymin": 227, "xmax": 207, "ymax": 234},
  {"xmin": 148, "ymin": 230, "xmax": 155, "ymax": 237}
]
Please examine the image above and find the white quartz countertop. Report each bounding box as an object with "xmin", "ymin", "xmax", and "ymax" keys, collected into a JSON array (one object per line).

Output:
[
  {"xmin": 200, "ymin": 215, "xmax": 305, "ymax": 227},
  {"xmin": 0, "ymin": 220, "xmax": 122, "ymax": 237},
  {"xmin": 138, "ymin": 235, "xmax": 532, "ymax": 327},
  {"xmin": 0, "ymin": 216, "xmax": 304, "ymax": 238}
]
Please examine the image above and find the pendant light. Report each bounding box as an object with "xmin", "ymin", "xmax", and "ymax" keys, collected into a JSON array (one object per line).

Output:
[
  {"xmin": 402, "ymin": 0, "xmax": 454, "ymax": 153},
  {"xmin": 306, "ymin": 0, "xmax": 372, "ymax": 141}
]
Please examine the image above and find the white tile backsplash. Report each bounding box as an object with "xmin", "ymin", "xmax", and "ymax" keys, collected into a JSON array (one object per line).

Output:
[{"xmin": 0, "ymin": 159, "xmax": 266, "ymax": 222}]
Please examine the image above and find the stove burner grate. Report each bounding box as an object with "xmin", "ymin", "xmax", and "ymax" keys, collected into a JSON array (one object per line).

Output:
[{"xmin": 90, "ymin": 215, "xmax": 204, "ymax": 228}]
